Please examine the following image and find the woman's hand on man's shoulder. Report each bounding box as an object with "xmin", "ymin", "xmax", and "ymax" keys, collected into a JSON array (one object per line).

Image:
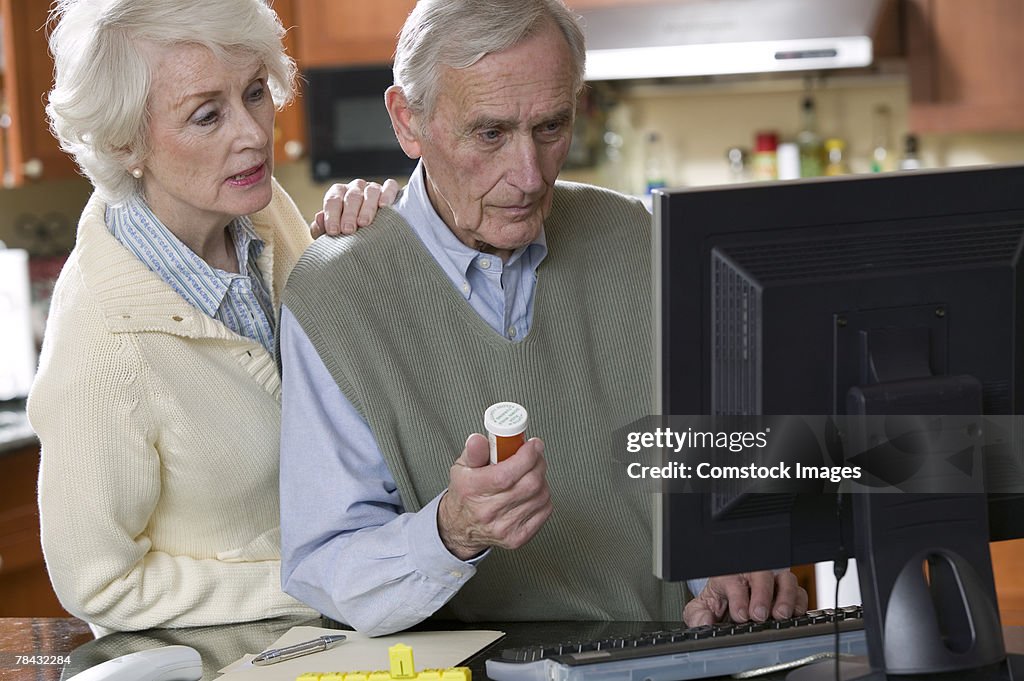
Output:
[{"xmin": 310, "ymin": 178, "xmax": 401, "ymax": 238}]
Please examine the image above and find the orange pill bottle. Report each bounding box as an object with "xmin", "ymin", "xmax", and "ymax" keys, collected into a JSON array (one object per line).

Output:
[{"xmin": 484, "ymin": 402, "xmax": 528, "ymax": 464}]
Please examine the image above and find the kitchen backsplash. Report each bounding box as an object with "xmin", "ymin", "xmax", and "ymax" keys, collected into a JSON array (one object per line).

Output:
[{"xmin": 6, "ymin": 76, "xmax": 1024, "ymax": 252}]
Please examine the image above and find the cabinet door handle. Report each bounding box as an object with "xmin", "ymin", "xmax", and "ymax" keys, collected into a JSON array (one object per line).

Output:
[
  {"xmin": 22, "ymin": 158, "xmax": 44, "ymax": 179},
  {"xmin": 284, "ymin": 140, "xmax": 305, "ymax": 160}
]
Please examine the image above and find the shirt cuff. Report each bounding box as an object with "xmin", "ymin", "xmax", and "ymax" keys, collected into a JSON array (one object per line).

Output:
[{"xmin": 406, "ymin": 493, "xmax": 486, "ymax": 586}]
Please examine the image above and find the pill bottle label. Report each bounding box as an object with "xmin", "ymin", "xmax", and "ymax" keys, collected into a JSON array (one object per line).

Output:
[{"xmin": 488, "ymin": 431, "xmax": 526, "ymax": 464}]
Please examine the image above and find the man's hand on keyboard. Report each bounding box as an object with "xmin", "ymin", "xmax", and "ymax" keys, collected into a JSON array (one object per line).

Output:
[{"xmin": 683, "ymin": 570, "xmax": 809, "ymax": 627}]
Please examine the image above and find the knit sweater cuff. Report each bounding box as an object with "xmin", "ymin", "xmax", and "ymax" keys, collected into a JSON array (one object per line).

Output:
[{"xmin": 258, "ymin": 563, "xmax": 318, "ymax": 620}]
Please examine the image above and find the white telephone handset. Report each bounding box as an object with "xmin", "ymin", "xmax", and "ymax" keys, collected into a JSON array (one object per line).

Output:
[{"xmin": 66, "ymin": 645, "xmax": 202, "ymax": 681}]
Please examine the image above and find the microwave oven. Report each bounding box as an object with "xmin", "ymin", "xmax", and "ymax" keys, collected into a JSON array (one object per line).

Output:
[{"xmin": 304, "ymin": 66, "xmax": 418, "ymax": 182}]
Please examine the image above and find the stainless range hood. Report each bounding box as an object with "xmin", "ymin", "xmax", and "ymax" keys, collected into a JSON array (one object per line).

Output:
[{"xmin": 579, "ymin": 0, "xmax": 889, "ymax": 80}]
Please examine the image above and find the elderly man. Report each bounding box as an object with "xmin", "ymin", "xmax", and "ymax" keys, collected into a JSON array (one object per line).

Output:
[{"xmin": 279, "ymin": 0, "xmax": 807, "ymax": 637}]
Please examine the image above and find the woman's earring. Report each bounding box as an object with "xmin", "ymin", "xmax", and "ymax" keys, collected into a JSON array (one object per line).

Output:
[{"xmin": 131, "ymin": 167, "xmax": 143, "ymax": 179}]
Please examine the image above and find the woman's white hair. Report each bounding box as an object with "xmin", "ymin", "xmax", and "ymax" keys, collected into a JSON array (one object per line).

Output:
[
  {"xmin": 393, "ymin": 0, "xmax": 586, "ymax": 121},
  {"xmin": 46, "ymin": 0, "xmax": 295, "ymax": 204}
]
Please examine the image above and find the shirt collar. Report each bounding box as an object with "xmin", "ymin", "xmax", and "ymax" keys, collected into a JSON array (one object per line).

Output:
[
  {"xmin": 232, "ymin": 217, "xmax": 264, "ymax": 276},
  {"xmin": 107, "ymin": 195, "xmax": 265, "ymax": 318},
  {"xmin": 395, "ymin": 161, "xmax": 547, "ymax": 282}
]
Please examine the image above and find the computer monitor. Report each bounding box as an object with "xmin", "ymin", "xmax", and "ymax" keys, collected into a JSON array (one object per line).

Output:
[{"xmin": 652, "ymin": 164, "xmax": 1024, "ymax": 679}]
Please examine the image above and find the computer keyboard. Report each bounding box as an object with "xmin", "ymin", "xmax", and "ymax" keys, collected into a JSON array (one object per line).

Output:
[{"xmin": 485, "ymin": 606, "xmax": 867, "ymax": 681}]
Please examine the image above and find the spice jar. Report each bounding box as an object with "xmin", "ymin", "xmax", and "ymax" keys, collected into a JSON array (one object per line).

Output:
[
  {"xmin": 484, "ymin": 402, "xmax": 528, "ymax": 464},
  {"xmin": 752, "ymin": 131, "xmax": 779, "ymax": 181}
]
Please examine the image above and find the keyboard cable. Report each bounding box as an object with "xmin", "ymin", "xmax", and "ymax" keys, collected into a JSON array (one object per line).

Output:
[{"xmin": 833, "ymin": 490, "xmax": 849, "ymax": 681}]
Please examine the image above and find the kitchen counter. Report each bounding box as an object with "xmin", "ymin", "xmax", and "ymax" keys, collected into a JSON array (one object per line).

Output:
[
  {"xmin": 0, "ymin": 400, "xmax": 37, "ymax": 455},
  {"xmin": 3, "ymin": 617, "xmax": 1024, "ymax": 681}
]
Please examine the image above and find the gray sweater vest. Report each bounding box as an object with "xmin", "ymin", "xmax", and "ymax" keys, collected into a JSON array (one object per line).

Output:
[{"xmin": 285, "ymin": 181, "xmax": 685, "ymax": 622}]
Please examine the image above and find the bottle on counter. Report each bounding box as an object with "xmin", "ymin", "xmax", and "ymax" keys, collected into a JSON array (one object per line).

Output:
[
  {"xmin": 598, "ymin": 102, "xmax": 640, "ymax": 195},
  {"xmin": 752, "ymin": 131, "xmax": 779, "ymax": 181},
  {"xmin": 600, "ymin": 129, "xmax": 627, "ymax": 192},
  {"xmin": 777, "ymin": 142, "xmax": 801, "ymax": 181},
  {"xmin": 725, "ymin": 146, "xmax": 751, "ymax": 183},
  {"xmin": 796, "ymin": 96, "xmax": 824, "ymax": 178},
  {"xmin": 644, "ymin": 131, "xmax": 673, "ymax": 194},
  {"xmin": 824, "ymin": 138, "xmax": 849, "ymax": 176},
  {"xmin": 870, "ymin": 104, "xmax": 892, "ymax": 173},
  {"xmin": 899, "ymin": 133, "xmax": 922, "ymax": 171}
]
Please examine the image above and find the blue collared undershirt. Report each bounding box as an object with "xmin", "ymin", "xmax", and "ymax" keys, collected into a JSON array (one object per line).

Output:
[{"xmin": 107, "ymin": 195, "xmax": 276, "ymax": 355}]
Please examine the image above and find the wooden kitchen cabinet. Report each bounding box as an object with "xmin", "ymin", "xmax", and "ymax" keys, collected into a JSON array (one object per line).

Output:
[
  {"xmin": 0, "ymin": 443, "xmax": 69, "ymax": 617},
  {"xmin": 292, "ymin": 0, "xmax": 416, "ymax": 67},
  {"xmin": 289, "ymin": 0, "xmax": 658, "ymax": 68},
  {"xmin": 0, "ymin": 0, "xmax": 307, "ymax": 178},
  {"xmin": 0, "ymin": 0, "xmax": 79, "ymax": 187},
  {"xmin": 905, "ymin": 0, "xmax": 1024, "ymax": 133},
  {"xmin": 271, "ymin": 0, "xmax": 309, "ymax": 163}
]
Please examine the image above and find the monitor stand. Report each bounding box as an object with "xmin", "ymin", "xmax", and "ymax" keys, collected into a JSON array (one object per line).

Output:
[{"xmin": 788, "ymin": 376, "xmax": 1012, "ymax": 680}]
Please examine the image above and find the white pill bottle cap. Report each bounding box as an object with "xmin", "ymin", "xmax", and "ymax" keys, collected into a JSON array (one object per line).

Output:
[{"xmin": 484, "ymin": 402, "xmax": 528, "ymax": 437}]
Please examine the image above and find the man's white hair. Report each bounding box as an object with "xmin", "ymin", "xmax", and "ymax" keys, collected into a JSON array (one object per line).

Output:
[{"xmin": 392, "ymin": 0, "xmax": 586, "ymax": 121}]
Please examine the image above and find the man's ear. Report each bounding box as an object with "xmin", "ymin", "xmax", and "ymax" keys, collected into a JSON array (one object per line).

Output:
[{"xmin": 385, "ymin": 85, "xmax": 423, "ymax": 160}]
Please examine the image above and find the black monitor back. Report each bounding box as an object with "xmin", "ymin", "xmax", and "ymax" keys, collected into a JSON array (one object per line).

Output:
[{"xmin": 653, "ymin": 165, "xmax": 1024, "ymax": 677}]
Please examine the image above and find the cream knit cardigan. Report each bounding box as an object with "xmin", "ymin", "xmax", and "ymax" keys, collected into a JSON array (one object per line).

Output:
[{"xmin": 28, "ymin": 178, "xmax": 318, "ymax": 631}]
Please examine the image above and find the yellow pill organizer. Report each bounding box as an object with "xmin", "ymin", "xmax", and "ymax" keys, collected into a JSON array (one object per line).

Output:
[{"xmin": 296, "ymin": 643, "xmax": 471, "ymax": 681}]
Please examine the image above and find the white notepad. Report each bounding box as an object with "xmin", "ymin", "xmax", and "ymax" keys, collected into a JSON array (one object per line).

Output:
[{"xmin": 218, "ymin": 625, "xmax": 504, "ymax": 678}]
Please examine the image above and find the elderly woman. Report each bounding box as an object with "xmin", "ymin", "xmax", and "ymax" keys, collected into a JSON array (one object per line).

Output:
[{"xmin": 28, "ymin": 0, "xmax": 395, "ymax": 632}]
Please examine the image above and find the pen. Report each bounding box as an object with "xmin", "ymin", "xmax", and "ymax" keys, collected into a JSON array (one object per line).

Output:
[{"xmin": 252, "ymin": 634, "xmax": 348, "ymax": 666}]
